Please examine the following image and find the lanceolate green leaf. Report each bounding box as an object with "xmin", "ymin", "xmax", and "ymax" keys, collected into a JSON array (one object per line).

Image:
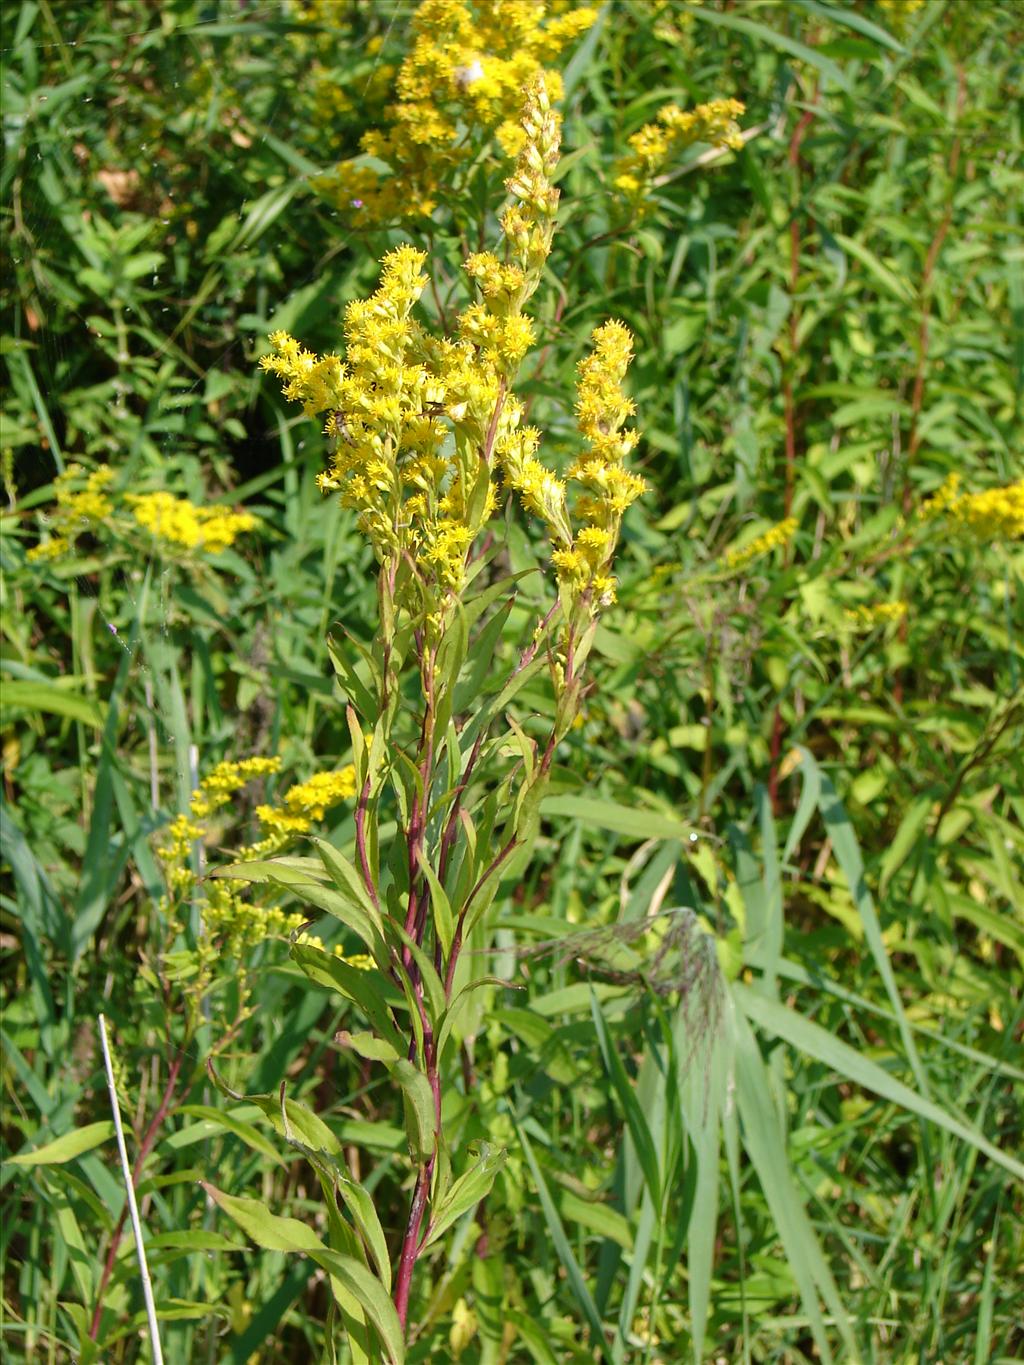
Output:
[
  {"xmin": 205, "ymin": 1185, "xmax": 403, "ymax": 1363},
  {"xmin": 690, "ymin": 5, "xmax": 854, "ymax": 93},
  {"xmin": 422, "ymin": 1145, "xmax": 507, "ymax": 1249},
  {"xmin": 7, "ymin": 1121, "xmax": 114, "ymax": 1167},
  {"xmin": 812, "ymin": 758, "xmax": 931, "ymax": 1097},
  {"xmin": 290, "ymin": 941, "xmax": 405, "ymax": 1056},
  {"xmin": 515, "ymin": 1122, "xmax": 614, "ymax": 1365},
  {"xmin": 590, "ymin": 989, "xmax": 662, "ymax": 1214},
  {"xmin": 736, "ymin": 986, "xmax": 1024, "ymax": 1183},
  {"xmin": 541, "ymin": 795, "xmax": 696, "ymax": 842},
  {"xmin": 392, "ymin": 1060, "xmax": 436, "ymax": 1162},
  {"xmin": 732, "ymin": 1009, "xmax": 856, "ymax": 1362},
  {"xmin": 214, "ymin": 858, "xmax": 387, "ymax": 963}
]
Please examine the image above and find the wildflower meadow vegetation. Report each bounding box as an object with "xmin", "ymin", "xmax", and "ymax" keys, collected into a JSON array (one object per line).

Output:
[{"xmin": 1, "ymin": 2, "xmax": 1022, "ymax": 1362}]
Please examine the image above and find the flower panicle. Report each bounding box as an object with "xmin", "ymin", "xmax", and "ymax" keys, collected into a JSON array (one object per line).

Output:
[
  {"xmin": 612, "ymin": 96, "xmax": 746, "ymax": 212},
  {"xmin": 920, "ymin": 474, "xmax": 1024, "ymax": 541},
  {"xmin": 309, "ymin": 0, "xmax": 596, "ymax": 229},
  {"xmin": 721, "ymin": 517, "xmax": 797, "ymax": 573},
  {"xmin": 27, "ymin": 465, "xmax": 257, "ymax": 563}
]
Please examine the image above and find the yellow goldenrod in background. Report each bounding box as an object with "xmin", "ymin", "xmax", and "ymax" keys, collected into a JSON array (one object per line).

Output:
[
  {"xmin": 921, "ymin": 474, "xmax": 1024, "ymax": 541},
  {"xmin": 311, "ymin": 0, "xmax": 596, "ymax": 225},
  {"xmin": 612, "ymin": 98, "xmax": 746, "ymax": 212},
  {"xmin": 157, "ymin": 754, "xmax": 362, "ymax": 993},
  {"xmin": 127, "ymin": 491, "xmax": 257, "ymax": 554},
  {"xmin": 844, "ymin": 601, "xmax": 908, "ymax": 628},
  {"xmin": 26, "ymin": 466, "xmax": 258, "ymax": 563},
  {"xmin": 26, "ymin": 464, "xmax": 115, "ymax": 561},
  {"xmin": 720, "ymin": 517, "xmax": 797, "ymax": 573}
]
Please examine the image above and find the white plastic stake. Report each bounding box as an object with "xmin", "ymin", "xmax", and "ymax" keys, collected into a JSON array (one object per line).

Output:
[{"xmin": 98, "ymin": 1014, "xmax": 164, "ymax": 1365}]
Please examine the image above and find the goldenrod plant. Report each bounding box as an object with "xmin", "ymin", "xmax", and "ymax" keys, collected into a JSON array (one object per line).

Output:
[
  {"xmin": 26, "ymin": 464, "xmax": 258, "ymax": 564},
  {"xmin": 310, "ymin": 0, "xmax": 597, "ymax": 228},
  {"xmin": 202, "ymin": 72, "xmax": 644, "ymax": 1352},
  {"xmin": 5, "ymin": 2, "xmax": 1024, "ymax": 1362}
]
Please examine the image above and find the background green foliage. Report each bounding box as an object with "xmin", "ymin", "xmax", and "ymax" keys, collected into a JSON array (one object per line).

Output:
[{"xmin": 2, "ymin": 1, "xmax": 1022, "ymax": 1362}]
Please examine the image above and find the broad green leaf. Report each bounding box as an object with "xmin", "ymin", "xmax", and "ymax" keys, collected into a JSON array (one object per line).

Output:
[
  {"xmin": 392, "ymin": 1059, "xmax": 436, "ymax": 1162},
  {"xmin": 334, "ymin": 1173, "xmax": 393, "ymax": 1294},
  {"xmin": 7, "ymin": 1121, "xmax": 113, "ymax": 1166},
  {"xmin": 834, "ymin": 232, "xmax": 915, "ymax": 303},
  {"xmin": 313, "ymin": 837, "xmax": 383, "ymax": 928},
  {"xmin": 417, "ymin": 852, "xmax": 454, "ymax": 958},
  {"xmin": 306, "ymin": 1247, "xmax": 404, "ymax": 1365},
  {"xmin": 0, "ymin": 680, "xmax": 104, "ymax": 726},
  {"xmin": 878, "ymin": 795, "xmax": 931, "ymax": 892},
  {"xmin": 291, "ymin": 942, "xmax": 406, "ymax": 1055},
  {"xmin": 202, "ymin": 1184, "xmax": 324, "ymax": 1253},
  {"xmin": 205, "ymin": 1186, "xmax": 402, "ymax": 1363},
  {"xmin": 739, "ymin": 987, "xmax": 1024, "ymax": 1182},
  {"xmin": 422, "ymin": 1145, "xmax": 507, "ymax": 1249},
  {"xmin": 336, "ymin": 1030, "xmax": 400, "ymax": 1065},
  {"xmin": 175, "ymin": 1105, "xmax": 284, "ymax": 1165},
  {"xmin": 542, "ymin": 794, "xmax": 696, "ymax": 842}
]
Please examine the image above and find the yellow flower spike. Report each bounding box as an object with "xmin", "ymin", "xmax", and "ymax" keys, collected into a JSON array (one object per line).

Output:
[
  {"xmin": 613, "ymin": 97, "xmax": 746, "ymax": 214},
  {"xmin": 284, "ymin": 766, "xmax": 358, "ymax": 820},
  {"xmin": 27, "ymin": 464, "xmax": 116, "ymax": 561},
  {"xmin": 127, "ymin": 491, "xmax": 257, "ymax": 555},
  {"xmin": 920, "ymin": 476, "xmax": 1024, "ymax": 541},
  {"xmin": 309, "ymin": 1, "xmax": 595, "ymax": 229},
  {"xmin": 721, "ymin": 517, "xmax": 797, "ymax": 573},
  {"xmin": 844, "ymin": 602, "xmax": 909, "ymax": 629}
]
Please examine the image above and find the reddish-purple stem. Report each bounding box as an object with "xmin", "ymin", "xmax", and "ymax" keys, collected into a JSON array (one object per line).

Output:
[{"xmin": 394, "ymin": 1165, "xmax": 431, "ymax": 1329}]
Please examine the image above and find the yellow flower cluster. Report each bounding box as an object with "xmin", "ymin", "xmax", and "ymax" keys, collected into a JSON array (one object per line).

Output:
[
  {"xmin": 26, "ymin": 464, "xmax": 115, "ymax": 561},
  {"xmin": 513, "ymin": 320, "xmax": 643, "ymax": 609},
  {"xmin": 921, "ymin": 475, "xmax": 1024, "ymax": 541},
  {"xmin": 877, "ymin": 0, "xmax": 926, "ymax": 28},
  {"xmin": 263, "ymin": 75, "xmax": 642, "ymax": 625},
  {"xmin": 256, "ymin": 765, "xmax": 357, "ymax": 835},
  {"xmin": 612, "ymin": 98, "xmax": 746, "ymax": 211},
  {"xmin": 26, "ymin": 466, "xmax": 259, "ymax": 564},
  {"xmin": 721, "ymin": 518, "xmax": 797, "ymax": 572},
  {"xmin": 844, "ymin": 601, "xmax": 908, "ymax": 628},
  {"xmin": 127, "ymin": 491, "xmax": 257, "ymax": 554},
  {"xmin": 288, "ymin": 1, "xmax": 395, "ymax": 129},
  {"xmin": 188, "ymin": 756, "xmax": 282, "ymax": 820},
  {"xmin": 310, "ymin": 0, "xmax": 596, "ymax": 226},
  {"xmin": 158, "ymin": 755, "xmax": 360, "ymax": 954}
]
